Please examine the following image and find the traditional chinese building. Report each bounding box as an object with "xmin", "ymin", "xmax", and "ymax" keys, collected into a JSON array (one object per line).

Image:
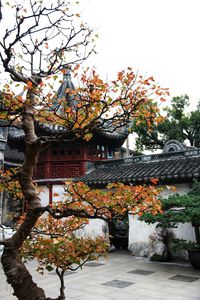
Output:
[
  {"xmin": 1, "ymin": 74, "xmax": 199, "ymax": 260},
  {"xmin": 78, "ymin": 140, "xmax": 198, "ymax": 187},
  {"xmin": 78, "ymin": 140, "xmax": 199, "ymax": 258},
  {"xmin": 1, "ymin": 72, "xmax": 129, "ymax": 221}
]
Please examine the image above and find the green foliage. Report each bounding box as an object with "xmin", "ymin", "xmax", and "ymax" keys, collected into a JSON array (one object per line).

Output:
[
  {"xmin": 140, "ymin": 193, "xmax": 200, "ymax": 227},
  {"xmin": 140, "ymin": 180, "xmax": 200, "ymax": 246},
  {"xmin": 172, "ymin": 239, "xmax": 200, "ymax": 251},
  {"xmin": 132, "ymin": 94, "xmax": 200, "ymax": 151},
  {"xmin": 140, "ymin": 204, "xmax": 200, "ymax": 227}
]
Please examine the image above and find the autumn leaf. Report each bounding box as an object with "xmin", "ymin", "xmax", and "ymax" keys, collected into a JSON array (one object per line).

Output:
[
  {"xmin": 53, "ymin": 193, "xmax": 59, "ymax": 197},
  {"xmin": 150, "ymin": 178, "xmax": 159, "ymax": 185}
]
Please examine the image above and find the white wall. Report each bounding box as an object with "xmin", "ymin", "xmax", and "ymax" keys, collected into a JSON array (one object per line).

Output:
[
  {"xmin": 128, "ymin": 214, "xmax": 157, "ymax": 256},
  {"xmin": 52, "ymin": 184, "xmax": 65, "ymax": 202},
  {"xmin": 0, "ymin": 151, "xmax": 4, "ymax": 160},
  {"xmin": 128, "ymin": 183, "xmax": 196, "ymax": 258},
  {"xmin": 38, "ymin": 185, "xmax": 49, "ymax": 207},
  {"xmin": 38, "ymin": 184, "xmax": 66, "ymax": 205},
  {"xmin": 38, "ymin": 183, "xmax": 107, "ymax": 239},
  {"xmin": 38, "ymin": 182, "xmax": 196, "ymax": 259},
  {"xmin": 160, "ymin": 183, "xmax": 196, "ymax": 242},
  {"xmin": 160, "ymin": 183, "xmax": 190, "ymax": 198},
  {"xmin": 170, "ymin": 223, "xmax": 196, "ymax": 241},
  {"xmin": 75, "ymin": 219, "xmax": 108, "ymax": 239}
]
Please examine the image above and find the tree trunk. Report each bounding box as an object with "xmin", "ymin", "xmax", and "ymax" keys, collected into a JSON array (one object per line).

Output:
[
  {"xmin": 194, "ymin": 224, "xmax": 200, "ymax": 245},
  {"xmin": 1, "ymin": 210, "xmax": 47, "ymax": 300},
  {"xmin": 1, "ymin": 87, "xmax": 49, "ymax": 299},
  {"xmin": 56, "ymin": 267, "xmax": 66, "ymax": 300}
]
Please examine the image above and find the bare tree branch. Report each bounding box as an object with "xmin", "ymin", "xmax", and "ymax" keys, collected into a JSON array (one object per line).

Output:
[{"xmin": 0, "ymin": 0, "xmax": 95, "ymax": 82}]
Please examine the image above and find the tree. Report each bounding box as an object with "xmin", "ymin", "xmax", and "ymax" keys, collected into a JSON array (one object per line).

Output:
[
  {"xmin": 20, "ymin": 215, "xmax": 109, "ymax": 299},
  {"xmin": 140, "ymin": 180, "xmax": 200, "ymax": 264},
  {"xmin": 0, "ymin": 1, "xmax": 169, "ymax": 299},
  {"xmin": 132, "ymin": 94, "xmax": 200, "ymax": 152}
]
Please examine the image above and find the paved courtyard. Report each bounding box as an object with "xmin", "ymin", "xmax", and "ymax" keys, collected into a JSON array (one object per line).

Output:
[{"xmin": 1, "ymin": 250, "xmax": 200, "ymax": 300}]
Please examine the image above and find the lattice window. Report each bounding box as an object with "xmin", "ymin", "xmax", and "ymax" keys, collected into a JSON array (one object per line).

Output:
[
  {"xmin": 52, "ymin": 163, "xmax": 65, "ymax": 178},
  {"xmin": 51, "ymin": 163, "xmax": 81, "ymax": 178},
  {"xmin": 35, "ymin": 163, "xmax": 45, "ymax": 179},
  {"xmin": 66, "ymin": 165, "xmax": 81, "ymax": 178}
]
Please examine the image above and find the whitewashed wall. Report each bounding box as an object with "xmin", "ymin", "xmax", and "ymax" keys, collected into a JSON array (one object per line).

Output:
[
  {"xmin": 38, "ymin": 185, "xmax": 49, "ymax": 207},
  {"xmin": 52, "ymin": 184, "xmax": 66, "ymax": 202},
  {"xmin": 0, "ymin": 151, "xmax": 4, "ymax": 160},
  {"xmin": 128, "ymin": 215, "xmax": 157, "ymax": 256},
  {"xmin": 38, "ymin": 183, "xmax": 108, "ymax": 239},
  {"xmin": 38, "ymin": 184, "xmax": 66, "ymax": 206},
  {"xmin": 38, "ymin": 182, "xmax": 196, "ymax": 260},
  {"xmin": 160, "ymin": 183, "xmax": 195, "ymax": 243},
  {"xmin": 75, "ymin": 219, "xmax": 108, "ymax": 239},
  {"xmin": 128, "ymin": 183, "xmax": 196, "ymax": 258}
]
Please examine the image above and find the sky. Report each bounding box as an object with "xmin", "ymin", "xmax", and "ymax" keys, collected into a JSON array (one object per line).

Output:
[
  {"xmin": 1, "ymin": 0, "xmax": 200, "ymax": 109},
  {"xmin": 1, "ymin": 0, "xmax": 199, "ymax": 151},
  {"xmin": 78, "ymin": 0, "xmax": 200, "ymax": 109}
]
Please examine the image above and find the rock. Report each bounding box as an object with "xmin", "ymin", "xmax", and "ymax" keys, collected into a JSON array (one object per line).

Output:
[{"xmin": 148, "ymin": 227, "xmax": 168, "ymax": 261}]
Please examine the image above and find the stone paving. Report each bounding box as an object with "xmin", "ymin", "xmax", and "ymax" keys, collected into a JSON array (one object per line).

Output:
[{"xmin": 1, "ymin": 250, "xmax": 200, "ymax": 300}]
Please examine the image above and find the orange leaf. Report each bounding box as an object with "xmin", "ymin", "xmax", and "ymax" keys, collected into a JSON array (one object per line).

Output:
[
  {"xmin": 150, "ymin": 178, "xmax": 159, "ymax": 185},
  {"xmin": 27, "ymin": 81, "xmax": 33, "ymax": 89},
  {"xmin": 53, "ymin": 193, "xmax": 59, "ymax": 197}
]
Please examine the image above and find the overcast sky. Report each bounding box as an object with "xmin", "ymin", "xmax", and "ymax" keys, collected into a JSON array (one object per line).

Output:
[
  {"xmin": 1, "ymin": 0, "xmax": 200, "ymax": 109},
  {"xmin": 79, "ymin": 0, "xmax": 200, "ymax": 109}
]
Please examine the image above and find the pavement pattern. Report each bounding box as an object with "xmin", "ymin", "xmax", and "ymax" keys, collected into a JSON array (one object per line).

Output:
[{"xmin": 1, "ymin": 250, "xmax": 200, "ymax": 300}]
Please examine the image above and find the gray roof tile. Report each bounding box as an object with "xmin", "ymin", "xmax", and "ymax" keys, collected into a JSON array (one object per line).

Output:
[{"xmin": 78, "ymin": 151, "xmax": 200, "ymax": 186}]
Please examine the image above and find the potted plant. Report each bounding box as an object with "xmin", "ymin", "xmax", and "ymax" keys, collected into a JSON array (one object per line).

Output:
[
  {"xmin": 172, "ymin": 239, "xmax": 200, "ymax": 269},
  {"xmin": 140, "ymin": 180, "xmax": 200, "ymax": 269}
]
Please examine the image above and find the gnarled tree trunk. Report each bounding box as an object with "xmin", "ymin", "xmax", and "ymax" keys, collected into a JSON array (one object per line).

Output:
[{"xmin": 1, "ymin": 87, "xmax": 50, "ymax": 299}]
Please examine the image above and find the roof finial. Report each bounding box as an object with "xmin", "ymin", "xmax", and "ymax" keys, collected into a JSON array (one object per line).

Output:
[{"xmin": 63, "ymin": 65, "xmax": 71, "ymax": 80}]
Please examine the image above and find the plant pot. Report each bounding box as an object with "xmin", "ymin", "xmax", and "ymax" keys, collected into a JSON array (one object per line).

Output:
[{"xmin": 188, "ymin": 249, "xmax": 200, "ymax": 269}]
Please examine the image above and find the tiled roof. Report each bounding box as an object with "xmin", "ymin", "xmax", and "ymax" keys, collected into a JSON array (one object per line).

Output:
[
  {"xmin": 8, "ymin": 127, "xmax": 24, "ymax": 140},
  {"xmin": 4, "ymin": 144, "xmax": 25, "ymax": 164},
  {"xmin": 7, "ymin": 121, "xmax": 128, "ymax": 142},
  {"xmin": 78, "ymin": 149, "xmax": 200, "ymax": 186},
  {"xmin": 6, "ymin": 71, "xmax": 128, "ymax": 143}
]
